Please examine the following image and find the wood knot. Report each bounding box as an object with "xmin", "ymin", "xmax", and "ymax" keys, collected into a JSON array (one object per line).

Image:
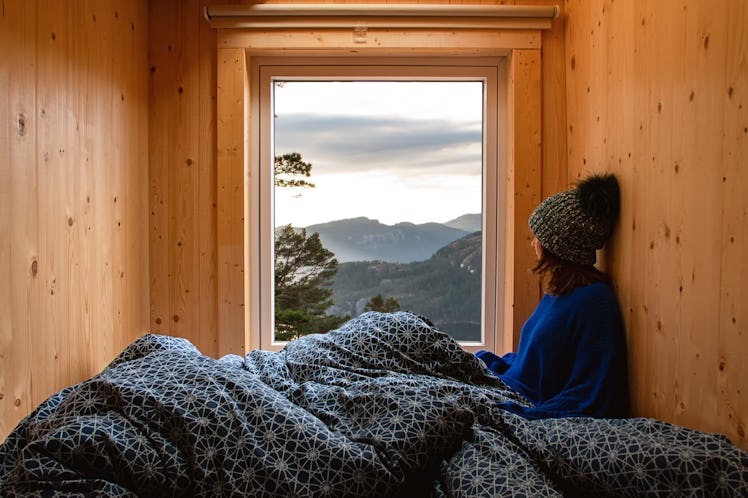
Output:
[
  {"xmin": 16, "ymin": 113, "xmax": 26, "ymax": 136},
  {"xmin": 14, "ymin": 398, "xmax": 21, "ymax": 407}
]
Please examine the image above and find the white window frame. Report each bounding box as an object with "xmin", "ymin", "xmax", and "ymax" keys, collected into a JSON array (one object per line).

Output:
[{"xmin": 248, "ymin": 57, "xmax": 506, "ymax": 352}]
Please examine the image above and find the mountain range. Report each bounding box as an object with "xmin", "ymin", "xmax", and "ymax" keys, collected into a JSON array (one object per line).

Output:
[{"xmin": 305, "ymin": 213, "xmax": 481, "ymax": 264}]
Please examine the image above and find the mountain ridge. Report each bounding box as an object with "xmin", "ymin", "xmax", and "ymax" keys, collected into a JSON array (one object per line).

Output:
[{"xmin": 304, "ymin": 214, "xmax": 480, "ymax": 263}]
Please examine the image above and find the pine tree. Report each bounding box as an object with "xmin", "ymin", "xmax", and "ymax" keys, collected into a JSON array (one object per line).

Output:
[
  {"xmin": 272, "ymin": 152, "xmax": 349, "ymax": 340},
  {"xmin": 274, "ymin": 152, "xmax": 315, "ymax": 189},
  {"xmin": 364, "ymin": 294, "xmax": 401, "ymax": 313},
  {"xmin": 274, "ymin": 226, "xmax": 348, "ymax": 341}
]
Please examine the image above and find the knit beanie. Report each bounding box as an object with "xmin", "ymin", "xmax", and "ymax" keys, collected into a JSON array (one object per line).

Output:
[{"xmin": 529, "ymin": 173, "xmax": 620, "ymax": 266}]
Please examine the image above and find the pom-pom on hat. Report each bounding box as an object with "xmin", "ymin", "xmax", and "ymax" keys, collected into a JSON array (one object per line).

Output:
[{"xmin": 529, "ymin": 173, "xmax": 620, "ymax": 266}]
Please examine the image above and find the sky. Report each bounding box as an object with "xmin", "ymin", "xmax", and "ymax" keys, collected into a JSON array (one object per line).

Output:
[{"xmin": 273, "ymin": 81, "xmax": 484, "ymax": 227}]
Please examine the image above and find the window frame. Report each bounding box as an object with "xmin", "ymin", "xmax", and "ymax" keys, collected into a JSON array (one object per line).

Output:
[
  {"xmin": 248, "ymin": 57, "xmax": 506, "ymax": 352},
  {"xmin": 213, "ymin": 25, "xmax": 547, "ymax": 358}
]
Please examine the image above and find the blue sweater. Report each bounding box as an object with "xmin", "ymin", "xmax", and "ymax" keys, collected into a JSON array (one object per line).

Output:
[{"xmin": 476, "ymin": 282, "xmax": 628, "ymax": 419}]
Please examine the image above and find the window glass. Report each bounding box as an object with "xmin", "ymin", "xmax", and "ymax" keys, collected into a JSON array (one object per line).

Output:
[{"xmin": 272, "ymin": 81, "xmax": 483, "ymax": 343}]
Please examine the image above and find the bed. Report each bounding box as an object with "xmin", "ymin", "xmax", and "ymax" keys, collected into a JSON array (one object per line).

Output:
[{"xmin": 1, "ymin": 311, "xmax": 746, "ymax": 497}]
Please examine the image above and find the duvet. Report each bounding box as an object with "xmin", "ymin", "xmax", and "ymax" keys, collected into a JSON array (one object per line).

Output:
[{"xmin": 1, "ymin": 311, "xmax": 746, "ymax": 497}]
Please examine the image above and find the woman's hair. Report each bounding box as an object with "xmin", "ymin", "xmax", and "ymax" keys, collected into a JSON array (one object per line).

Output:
[{"xmin": 532, "ymin": 247, "xmax": 610, "ymax": 296}]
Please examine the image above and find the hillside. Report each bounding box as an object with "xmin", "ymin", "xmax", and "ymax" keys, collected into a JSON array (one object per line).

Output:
[
  {"xmin": 443, "ymin": 213, "xmax": 481, "ymax": 233},
  {"xmin": 329, "ymin": 231, "xmax": 482, "ymax": 341}
]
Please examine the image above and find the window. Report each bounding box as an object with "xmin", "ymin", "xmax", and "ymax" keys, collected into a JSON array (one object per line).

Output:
[
  {"xmin": 212, "ymin": 9, "xmax": 550, "ymax": 357},
  {"xmin": 248, "ymin": 57, "xmax": 506, "ymax": 352}
]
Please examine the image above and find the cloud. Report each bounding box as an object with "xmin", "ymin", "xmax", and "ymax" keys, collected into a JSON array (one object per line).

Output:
[{"xmin": 274, "ymin": 113, "xmax": 482, "ymax": 176}]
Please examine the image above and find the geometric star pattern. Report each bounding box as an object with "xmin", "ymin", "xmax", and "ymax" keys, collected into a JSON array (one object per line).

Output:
[
  {"xmin": 504, "ymin": 414, "xmax": 748, "ymax": 497},
  {"xmin": 1, "ymin": 311, "xmax": 746, "ymax": 496}
]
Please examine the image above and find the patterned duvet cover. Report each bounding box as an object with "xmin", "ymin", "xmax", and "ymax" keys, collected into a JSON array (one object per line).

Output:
[{"xmin": 1, "ymin": 311, "xmax": 746, "ymax": 497}]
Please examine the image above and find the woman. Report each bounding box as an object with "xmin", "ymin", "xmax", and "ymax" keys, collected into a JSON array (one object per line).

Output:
[{"xmin": 476, "ymin": 173, "xmax": 628, "ymax": 419}]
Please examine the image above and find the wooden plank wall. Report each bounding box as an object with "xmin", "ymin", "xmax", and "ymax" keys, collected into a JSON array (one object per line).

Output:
[
  {"xmin": 0, "ymin": 0, "xmax": 150, "ymax": 441},
  {"xmin": 564, "ymin": 0, "xmax": 747, "ymax": 449},
  {"xmin": 148, "ymin": 0, "xmax": 219, "ymax": 357}
]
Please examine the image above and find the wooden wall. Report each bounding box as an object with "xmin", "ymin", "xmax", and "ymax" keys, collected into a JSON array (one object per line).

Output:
[
  {"xmin": 148, "ymin": 0, "xmax": 220, "ymax": 358},
  {"xmin": 564, "ymin": 0, "xmax": 747, "ymax": 449},
  {"xmin": 0, "ymin": 1, "xmax": 150, "ymax": 440}
]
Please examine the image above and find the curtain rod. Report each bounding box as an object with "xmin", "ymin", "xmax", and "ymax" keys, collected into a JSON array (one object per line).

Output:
[{"xmin": 204, "ymin": 4, "xmax": 559, "ymax": 30}]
